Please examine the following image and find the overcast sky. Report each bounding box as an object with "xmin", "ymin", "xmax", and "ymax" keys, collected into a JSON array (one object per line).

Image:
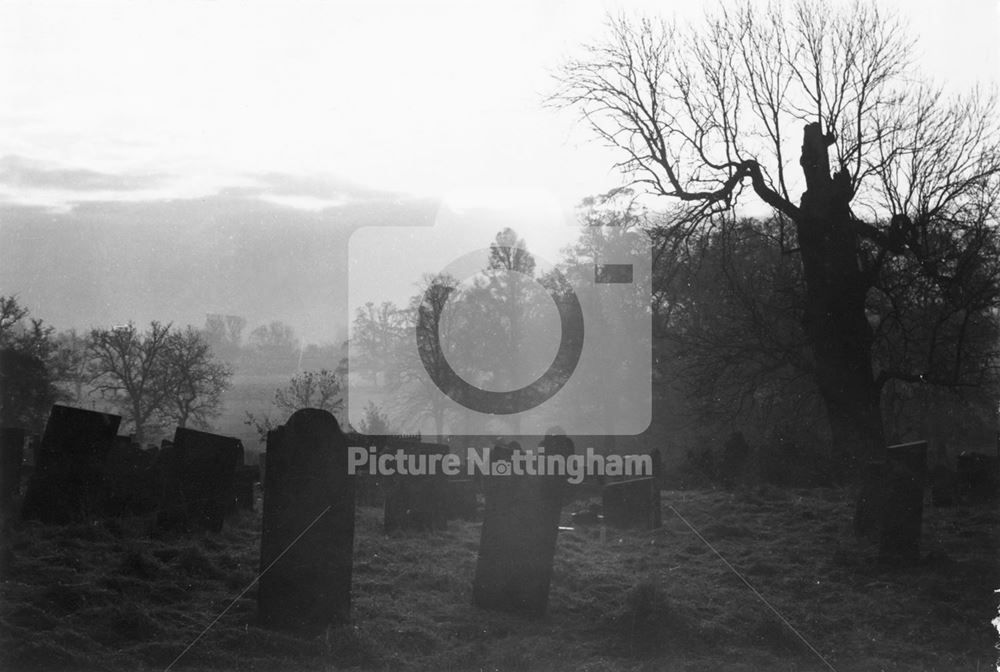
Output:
[
  {"xmin": 1, "ymin": 0, "xmax": 996, "ymax": 210},
  {"xmin": 0, "ymin": 0, "xmax": 997, "ymax": 342}
]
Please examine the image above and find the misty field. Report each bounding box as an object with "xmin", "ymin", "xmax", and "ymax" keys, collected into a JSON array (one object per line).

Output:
[{"xmin": 1, "ymin": 486, "xmax": 996, "ymax": 672}]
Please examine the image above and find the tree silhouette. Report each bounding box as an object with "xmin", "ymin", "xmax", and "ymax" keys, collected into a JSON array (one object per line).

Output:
[{"xmin": 552, "ymin": 3, "xmax": 1000, "ymax": 479}]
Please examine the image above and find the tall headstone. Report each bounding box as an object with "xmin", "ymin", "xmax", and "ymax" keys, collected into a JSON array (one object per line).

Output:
[
  {"xmin": 879, "ymin": 441, "xmax": 927, "ymax": 566},
  {"xmin": 602, "ymin": 477, "xmax": 662, "ymax": 529},
  {"xmin": 383, "ymin": 441, "xmax": 449, "ymax": 533},
  {"xmin": 21, "ymin": 405, "xmax": 121, "ymax": 524},
  {"xmin": 258, "ymin": 409, "xmax": 355, "ymax": 632},
  {"xmin": 472, "ymin": 432, "xmax": 573, "ymax": 617},
  {"xmin": 1, "ymin": 427, "xmax": 25, "ymax": 512},
  {"xmin": 156, "ymin": 428, "xmax": 242, "ymax": 532}
]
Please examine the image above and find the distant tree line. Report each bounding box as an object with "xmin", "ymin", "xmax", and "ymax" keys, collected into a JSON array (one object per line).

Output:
[
  {"xmin": 0, "ymin": 296, "xmax": 233, "ymax": 444},
  {"xmin": 203, "ymin": 314, "xmax": 346, "ymax": 376}
]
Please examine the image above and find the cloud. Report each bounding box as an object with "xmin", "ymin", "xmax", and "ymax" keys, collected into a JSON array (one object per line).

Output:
[
  {"xmin": 0, "ymin": 155, "xmax": 163, "ymax": 192},
  {"xmin": 0, "ymin": 155, "xmax": 410, "ymax": 213}
]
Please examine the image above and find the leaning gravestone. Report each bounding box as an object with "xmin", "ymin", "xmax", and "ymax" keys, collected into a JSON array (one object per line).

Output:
[
  {"xmin": 879, "ymin": 441, "xmax": 927, "ymax": 566},
  {"xmin": 472, "ymin": 433, "xmax": 573, "ymax": 617},
  {"xmin": 383, "ymin": 441, "xmax": 450, "ymax": 533},
  {"xmin": 258, "ymin": 408, "xmax": 355, "ymax": 632},
  {"xmin": 156, "ymin": 428, "xmax": 242, "ymax": 533},
  {"xmin": 21, "ymin": 405, "xmax": 121, "ymax": 524},
  {"xmin": 1, "ymin": 427, "xmax": 25, "ymax": 512},
  {"xmin": 602, "ymin": 477, "xmax": 662, "ymax": 529}
]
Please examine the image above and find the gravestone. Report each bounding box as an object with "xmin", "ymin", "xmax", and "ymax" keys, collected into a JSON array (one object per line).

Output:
[
  {"xmin": 602, "ymin": 477, "xmax": 662, "ymax": 529},
  {"xmin": 879, "ymin": 441, "xmax": 927, "ymax": 566},
  {"xmin": 156, "ymin": 428, "xmax": 242, "ymax": 533},
  {"xmin": 21, "ymin": 405, "xmax": 121, "ymax": 524},
  {"xmin": 383, "ymin": 441, "xmax": 449, "ymax": 533},
  {"xmin": 472, "ymin": 432, "xmax": 573, "ymax": 617},
  {"xmin": 355, "ymin": 470, "xmax": 385, "ymax": 507},
  {"xmin": 956, "ymin": 451, "xmax": 999, "ymax": 504},
  {"xmin": 258, "ymin": 409, "xmax": 355, "ymax": 632},
  {"xmin": 648, "ymin": 448, "xmax": 663, "ymax": 490},
  {"xmin": 445, "ymin": 479, "xmax": 478, "ymax": 521},
  {"xmin": 1, "ymin": 427, "xmax": 25, "ymax": 512},
  {"xmin": 100, "ymin": 436, "xmax": 161, "ymax": 516},
  {"xmin": 854, "ymin": 460, "xmax": 886, "ymax": 541}
]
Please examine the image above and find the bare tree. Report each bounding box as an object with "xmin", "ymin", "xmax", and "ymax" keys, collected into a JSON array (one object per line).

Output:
[
  {"xmin": 244, "ymin": 368, "xmax": 344, "ymax": 443},
  {"xmin": 0, "ymin": 296, "xmax": 62, "ymax": 432},
  {"xmin": 0, "ymin": 296, "xmax": 29, "ymax": 340},
  {"xmin": 88, "ymin": 322, "xmax": 175, "ymax": 445},
  {"xmin": 273, "ymin": 369, "xmax": 343, "ymax": 417},
  {"xmin": 203, "ymin": 313, "xmax": 246, "ymax": 364},
  {"xmin": 163, "ymin": 326, "xmax": 233, "ymax": 429},
  {"xmin": 247, "ymin": 321, "xmax": 300, "ymax": 374},
  {"xmin": 351, "ymin": 302, "xmax": 407, "ymax": 388},
  {"xmin": 552, "ymin": 2, "xmax": 1000, "ymax": 476},
  {"xmin": 51, "ymin": 329, "xmax": 92, "ymax": 404}
]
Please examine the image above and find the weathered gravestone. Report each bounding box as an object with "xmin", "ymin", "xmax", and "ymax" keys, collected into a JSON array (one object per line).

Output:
[
  {"xmin": 1, "ymin": 428, "xmax": 25, "ymax": 512},
  {"xmin": 879, "ymin": 441, "xmax": 927, "ymax": 566},
  {"xmin": 21, "ymin": 405, "xmax": 121, "ymax": 524},
  {"xmin": 472, "ymin": 433, "xmax": 573, "ymax": 617},
  {"xmin": 258, "ymin": 409, "xmax": 355, "ymax": 632},
  {"xmin": 383, "ymin": 441, "xmax": 450, "ymax": 533},
  {"xmin": 156, "ymin": 428, "xmax": 242, "ymax": 533},
  {"xmin": 602, "ymin": 477, "xmax": 662, "ymax": 529},
  {"xmin": 100, "ymin": 436, "xmax": 161, "ymax": 516}
]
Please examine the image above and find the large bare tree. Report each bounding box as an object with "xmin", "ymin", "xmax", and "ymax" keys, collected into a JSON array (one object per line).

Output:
[
  {"xmin": 88, "ymin": 322, "xmax": 176, "ymax": 445},
  {"xmin": 89, "ymin": 322, "xmax": 232, "ymax": 444},
  {"xmin": 552, "ymin": 1, "xmax": 1000, "ymax": 476},
  {"xmin": 163, "ymin": 326, "xmax": 233, "ymax": 429}
]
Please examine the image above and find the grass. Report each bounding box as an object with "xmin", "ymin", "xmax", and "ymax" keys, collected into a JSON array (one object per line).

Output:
[{"xmin": 1, "ymin": 485, "xmax": 997, "ymax": 671}]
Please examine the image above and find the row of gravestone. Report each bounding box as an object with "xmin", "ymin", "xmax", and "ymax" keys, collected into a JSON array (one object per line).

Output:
[
  {"xmin": 853, "ymin": 440, "xmax": 998, "ymax": 565},
  {"xmin": 258, "ymin": 409, "xmax": 598, "ymax": 631},
  {"xmin": 1, "ymin": 404, "xmax": 260, "ymax": 531},
  {"xmin": 928, "ymin": 450, "xmax": 1000, "ymax": 507},
  {"xmin": 368, "ymin": 440, "xmax": 659, "ymax": 535}
]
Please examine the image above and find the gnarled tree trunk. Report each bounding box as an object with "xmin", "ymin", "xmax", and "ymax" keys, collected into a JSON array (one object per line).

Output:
[{"xmin": 796, "ymin": 123, "xmax": 885, "ymax": 534}]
